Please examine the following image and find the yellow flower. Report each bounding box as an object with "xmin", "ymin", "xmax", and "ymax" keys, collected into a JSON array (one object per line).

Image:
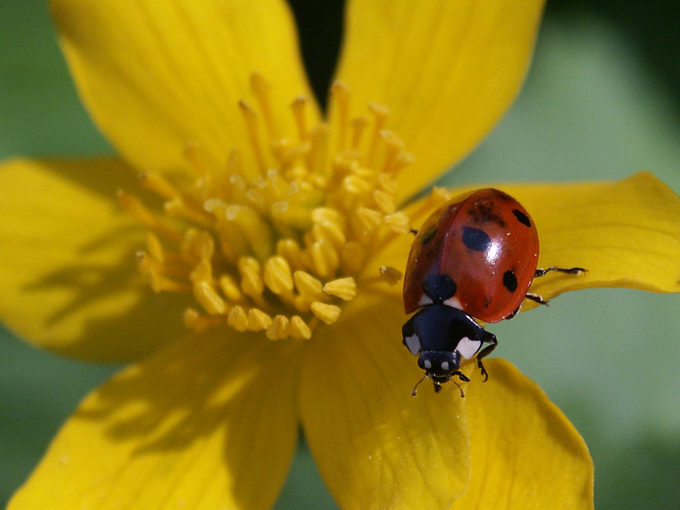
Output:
[{"xmin": 2, "ymin": 0, "xmax": 680, "ymax": 509}]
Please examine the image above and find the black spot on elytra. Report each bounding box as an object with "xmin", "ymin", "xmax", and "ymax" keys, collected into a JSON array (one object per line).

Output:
[
  {"xmin": 512, "ymin": 209, "xmax": 531, "ymax": 227},
  {"xmin": 503, "ymin": 270, "xmax": 518, "ymax": 292},
  {"xmin": 423, "ymin": 273, "xmax": 457, "ymax": 303},
  {"xmin": 462, "ymin": 227, "xmax": 491, "ymax": 252},
  {"xmin": 420, "ymin": 225, "xmax": 437, "ymax": 246},
  {"xmin": 467, "ymin": 199, "xmax": 505, "ymax": 227}
]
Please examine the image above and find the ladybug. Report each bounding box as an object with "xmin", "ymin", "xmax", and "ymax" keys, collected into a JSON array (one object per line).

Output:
[{"xmin": 402, "ymin": 189, "xmax": 585, "ymax": 395}]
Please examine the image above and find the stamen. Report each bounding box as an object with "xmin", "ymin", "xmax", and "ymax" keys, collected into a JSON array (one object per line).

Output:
[
  {"xmin": 291, "ymin": 95, "xmax": 309, "ymax": 141},
  {"xmin": 117, "ymin": 190, "xmax": 180, "ymax": 241},
  {"xmin": 331, "ymin": 81, "xmax": 351, "ymax": 150},
  {"xmin": 247, "ymin": 308, "xmax": 273, "ymax": 332},
  {"xmin": 290, "ymin": 315, "xmax": 312, "ymax": 340},
  {"xmin": 250, "ymin": 73, "xmax": 275, "ymax": 139},
  {"xmin": 323, "ymin": 277, "xmax": 357, "ymax": 301},
  {"xmin": 228, "ymin": 306, "xmax": 249, "ymax": 332},
  {"xmin": 139, "ymin": 172, "xmax": 179, "ymax": 199},
  {"xmin": 193, "ymin": 281, "xmax": 227, "ymax": 315},
  {"xmin": 350, "ymin": 117, "xmax": 368, "ymax": 150},
  {"xmin": 239, "ymin": 99, "xmax": 267, "ymax": 173},
  {"xmin": 263, "ymin": 256, "xmax": 294, "ymax": 295},
  {"xmin": 367, "ymin": 102, "xmax": 389, "ymax": 164},
  {"xmin": 311, "ymin": 301, "xmax": 342, "ymax": 324},
  {"xmin": 267, "ymin": 315, "xmax": 290, "ymax": 341}
]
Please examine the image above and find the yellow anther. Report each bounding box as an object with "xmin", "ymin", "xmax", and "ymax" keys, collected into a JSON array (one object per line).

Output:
[
  {"xmin": 429, "ymin": 186, "xmax": 452, "ymax": 205},
  {"xmin": 189, "ymin": 257, "xmax": 213, "ymax": 284},
  {"xmin": 341, "ymin": 242, "xmax": 366, "ymax": 274},
  {"xmin": 228, "ymin": 306, "xmax": 249, "ymax": 332},
  {"xmin": 394, "ymin": 151, "xmax": 416, "ymax": 174},
  {"xmin": 180, "ymin": 228, "xmax": 214, "ymax": 264},
  {"xmin": 311, "ymin": 301, "xmax": 342, "ymax": 324},
  {"xmin": 354, "ymin": 207, "xmax": 383, "ymax": 235},
  {"xmin": 238, "ymin": 256, "xmax": 264, "ymax": 301},
  {"xmin": 247, "ymin": 308, "xmax": 273, "ymax": 332},
  {"xmin": 263, "ymin": 256, "xmax": 294, "ymax": 295},
  {"xmin": 380, "ymin": 265, "xmax": 403, "ymax": 285},
  {"xmin": 225, "ymin": 204, "xmax": 274, "ymax": 260},
  {"xmin": 323, "ymin": 277, "xmax": 357, "ymax": 301},
  {"xmin": 193, "ymin": 281, "xmax": 226, "ymax": 315},
  {"xmin": 291, "ymin": 95, "xmax": 309, "ymax": 141},
  {"xmin": 219, "ymin": 274, "xmax": 244, "ymax": 302},
  {"xmin": 308, "ymin": 239, "xmax": 340, "ymax": 279},
  {"xmin": 372, "ymin": 189, "xmax": 396, "ymax": 214},
  {"xmin": 290, "ymin": 315, "xmax": 312, "ymax": 340},
  {"xmin": 277, "ymin": 238, "xmax": 304, "ymax": 270},
  {"xmin": 311, "ymin": 206, "xmax": 344, "ymax": 226},
  {"xmin": 312, "ymin": 222, "xmax": 346, "ymax": 249},
  {"xmin": 343, "ymin": 175, "xmax": 372, "ymax": 196},
  {"xmin": 293, "ymin": 270, "xmax": 324, "ymax": 299},
  {"xmin": 377, "ymin": 173, "xmax": 397, "ymax": 194},
  {"xmin": 139, "ymin": 172, "xmax": 179, "ymax": 199},
  {"xmin": 266, "ymin": 315, "xmax": 290, "ymax": 341},
  {"xmin": 145, "ymin": 232, "xmax": 165, "ymax": 263},
  {"xmin": 384, "ymin": 211, "xmax": 411, "ymax": 234}
]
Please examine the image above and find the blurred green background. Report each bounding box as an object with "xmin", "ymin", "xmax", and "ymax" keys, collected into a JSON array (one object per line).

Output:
[{"xmin": 2, "ymin": 0, "xmax": 680, "ymax": 508}]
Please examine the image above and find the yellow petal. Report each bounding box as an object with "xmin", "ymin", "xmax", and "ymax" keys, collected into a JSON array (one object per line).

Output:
[
  {"xmin": 0, "ymin": 158, "xmax": 186, "ymax": 362},
  {"xmin": 454, "ymin": 359, "xmax": 593, "ymax": 509},
  {"xmin": 335, "ymin": 0, "xmax": 545, "ymax": 200},
  {"xmin": 9, "ymin": 332, "xmax": 299, "ymax": 510},
  {"xmin": 404, "ymin": 172, "xmax": 680, "ymax": 310},
  {"xmin": 299, "ymin": 287, "xmax": 470, "ymax": 510},
  {"xmin": 490, "ymin": 172, "xmax": 680, "ymax": 305},
  {"xmin": 50, "ymin": 0, "xmax": 318, "ymax": 176}
]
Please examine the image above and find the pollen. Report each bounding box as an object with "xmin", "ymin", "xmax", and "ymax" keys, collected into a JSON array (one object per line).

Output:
[{"xmin": 120, "ymin": 74, "xmax": 417, "ymax": 341}]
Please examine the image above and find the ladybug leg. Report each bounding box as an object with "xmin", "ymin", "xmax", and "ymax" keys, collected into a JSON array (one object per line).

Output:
[
  {"xmin": 476, "ymin": 336, "xmax": 498, "ymax": 382},
  {"xmin": 525, "ymin": 292, "xmax": 548, "ymax": 306},
  {"xmin": 409, "ymin": 228, "xmax": 418, "ymax": 235},
  {"xmin": 534, "ymin": 266, "xmax": 586, "ymax": 277}
]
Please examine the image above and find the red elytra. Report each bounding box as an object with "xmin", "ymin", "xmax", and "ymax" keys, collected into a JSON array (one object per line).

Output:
[{"xmin": 403, "ymin": 189, "xmax": 539, "ymax": 323}]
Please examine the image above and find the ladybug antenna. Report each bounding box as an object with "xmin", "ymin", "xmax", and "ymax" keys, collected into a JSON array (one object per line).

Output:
[{"xmin": 411, "ymin": 374, "xmax": 428, "ymax": 397}]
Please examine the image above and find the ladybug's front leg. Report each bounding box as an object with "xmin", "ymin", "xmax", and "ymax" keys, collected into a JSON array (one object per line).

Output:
[{"xmin": 475, "ymin": 332, "xmax": 498, "ymax": 382}]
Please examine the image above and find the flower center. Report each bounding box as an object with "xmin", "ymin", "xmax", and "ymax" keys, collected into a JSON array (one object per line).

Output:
[{"xmin": 119, "ymin": 75, "xmax": 426, "ymax": 341}]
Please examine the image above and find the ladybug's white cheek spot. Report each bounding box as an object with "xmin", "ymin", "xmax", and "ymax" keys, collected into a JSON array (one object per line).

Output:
[
  {"xmin": 418, "ymin": 294, "xmax": 434, "ymax": 307},
  {"xmin": 119, "ymin": 75, "xmax": 415, "ymax": 342},
  {"xmin": 443, "ymin": 296, "xmax": 462, "ymax": 310},
  {"xmin": 456, "ymin": 336, "xmax": 482, "ymax": 360},
  {"xmin": 423, "ymin": 359, "xmax": 432, "ymax": 370},
  {"xmin": 404, "ymin": 334, "xmax": 422, "ymax": 356},
  {"xmin": 440, "ymin": 361, "xmax": 450, "ymax": 371}
]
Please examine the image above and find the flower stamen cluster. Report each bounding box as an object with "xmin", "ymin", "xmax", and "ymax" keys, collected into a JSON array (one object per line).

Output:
[{"xmin": 118, "ymin": 74, "xmax": 422, "ymax": 341}]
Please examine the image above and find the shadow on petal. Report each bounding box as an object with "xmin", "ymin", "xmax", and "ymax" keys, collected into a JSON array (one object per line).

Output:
[{"xmin": 10, "ymin": 331, "xmax": 301, "ymax": 509}]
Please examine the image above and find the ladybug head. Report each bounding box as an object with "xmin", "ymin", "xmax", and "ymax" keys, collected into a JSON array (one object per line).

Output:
[{"xmin": 417, "ymin": 349, "xmax": 461, "ymax": 384}]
